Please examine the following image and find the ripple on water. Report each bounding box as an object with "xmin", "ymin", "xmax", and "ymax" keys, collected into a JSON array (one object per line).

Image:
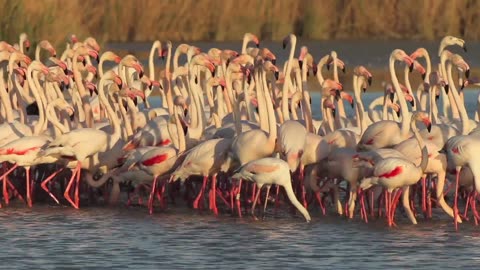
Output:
[{"xmin": 3, "ymin": 205, "xmax": 480, "ymax": 269}]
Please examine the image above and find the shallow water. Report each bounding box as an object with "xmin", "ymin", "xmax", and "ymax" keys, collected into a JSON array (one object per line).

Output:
[{"xmin": 2, "ymin": 205, "xmax": 480, "ymax": 269}]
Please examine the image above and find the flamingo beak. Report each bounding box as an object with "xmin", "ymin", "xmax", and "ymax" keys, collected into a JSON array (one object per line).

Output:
[
  {"xmin": 463, "ymin": 44, "xmax": 467, "ymax": 52},
  {"xmin": 271, "ymin": 59, "xmax": 276, "ymax": 65},
  {"xmin": 24, "ymin": 40, "xmax": 30, "ymax": 52},
  {"xmin": 363, "ymin": 87, "xmax": 367, "ymax": 93},
  {"xmin": 444, "ymin": 84, "xmax": 449, "ymax": 94},
  {"xmin": 368, "ymin": 76, "xmax": 372, "ymax": 86},
  {"xmin": 342, "ymin": 67, "xmax": 346, "ymax": 73},
  {"xmin": 282, "ymin": 40, "xmax": 287, "ymax": 49},
  {"xmin": 396, "ymin": 109, "xmax": 401, "ymax": 118},
  {"xmin": 421, "ymin": 73, "xmax": 426, "ymax": 80},
  {"xmin": 466, "ymin": 69, "xmax": 470, "ymax": 79},
  {"xmin": 409, "ymin": 63, "xmax": 414, "ymax": 72},
  {"xmin": 389, "ymin": 92, "xmax": 395, "ymax": 103},
  {"xmin": 423, "ymin": 119, "xmax": 432, "ymax": 132},
  {"xmin": 274, "ymin": 71, "xmax": 279, "ymax": 80}
]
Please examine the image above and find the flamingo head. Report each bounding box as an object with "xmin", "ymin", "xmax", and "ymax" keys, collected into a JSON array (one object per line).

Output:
[
  {"xmin": 409, "ymin": 48, "xmax": 427, "ymax": 60},
  {"xmin": 413, "ymin": 60, "xmax": 426, "ymax": 80},
  {"xmin": 414, "ymin": 111, "xmax": 432, "ymax": 132},
  {"xmin": 341, "ymin": 92, "xmax": 354, "ymax": 108},
  {"xmin": 23, "ymin": 39, "xmax": 30, "ymax": 52},
  {"xmin": 392, "ymin": 49, "xmax": 414, "ymax": 72},
  {"xmin": 39, "ymin": 40, "xmax": 57, "ymax": 57},
  {"xmin": 84, "ymin": 80, "xmax": 98, "ymax": 96},
  {"xmin": 298, "ymin": 46, "xmax": 308, "ymax": 66}
]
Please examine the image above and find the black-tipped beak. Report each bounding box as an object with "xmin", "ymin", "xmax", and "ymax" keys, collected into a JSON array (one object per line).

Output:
[
  {"xmin": 409, "ymin": 99, "xmax": 415, "ymax": 107},
  {"xmin": 274, "ymin": 71, "xmax": 279, "ymax": 80},
  {"xmin": 95, "ymin": 55, "xmax": 99, "ymax": 63},
  {"xmin": 194, "ymin": 76, "xmax": 198, "ymax": 84},
  {"xmin": 60, "ymin": 82, "xmax": 67, "ymax": 91},
  {"xmin": 427, "ymin": 123, "xmax": 432, "ymax": 133},
  {"xmin": 332, "ymin": 109, "xmax": 336, "ymax": 116},
  {"xmin": 184, "ymin": 108, "xmax": 188, "ymax": 117},
  {"xmin": 396, "ymin": 110, "xmax": 401, "ymax": 117},
  {"xmin": 256, "ymin": 43, "xmax": 260, "ymax": 48},
  {"xmin": 421, "ymin": 73, "xmax": 426, "ymax": 80},
  {"xmin": 211, "ymin": 70, "xmax": 215, "ymax": 77},
  {"xmin": 409, "ymin": 63, "xmax": 414, "ymax": 72},
  {"xmin": 435, "ymin": 94, "xmax": 440, "ymax": 101},
  {"xmin": 149, "ymin": 84, "xmax": 154, "ymax": 90},
  {"xmin": 82, "ymin": 59, "xmax": 87, "ymax": 66},
  {"xmin": 444, "ymin": 84, "xmax": 449, "ymax": 94},
  {"xmin": 335, "ymin": 89, "xmax": 341, "ymax": 98},
  {"xmin": 367, "ymin": 77, "xmax": 372, "ymax": 86},
  {"xmin": 461, "ymin": 81, "xmax": 466, "ymax": 90},
  {"xmin": 139, "ymin": 71, "xmax": 144, "ymax": 78},
  {"xmin": 133, "ymin": 98, "xmax": 138, "ymax": 106},
  {"xmin": 226, "ymin": 58, "xmax": 230, "ymax": 67},
  {"xmin": 282, "ymin": 41, "xmax": 287, "ymax": 49},
  {"xmin": 363, "ymin": 87, "xmax": 366, "ymax": 93},
  {"xmin": 298, "ymin": 60, "xmax": 303, "ymax": 69},
  {"xmin": 350, "ymin": 101, "xmax": 354, "ymax": 109},
  {"xmin": 313, "ymin": 66, "xmax": 318, "ymax": 76},
  {"xmin": 389, "ymin": 92, "xmax": 395, "ymax": 103},
  {"xmin": 466, "ymin": 69, "xmax": 470, "ymax": 79},
  {"xmin": 463, "ymin": 44, "xmax": 467, "ymax": 52},
  {"xmin": 326, "ymin": 64, "xmax": 330, "ymax": 71},
  {"xmin": 342, "ymin": 67, "xmax": 346, "ymax": 73},
  {"xmin": 70, "ymin": 113, "xmax": 75, "ymax": 121},
  {"xmin": 309, "ymin": 97, "xmax": 312, "ymax": 104},
  {"xmin": 53, "ymin": 53, "xmax": 57, "ymax": 58},
  {"xmin": 271, "ymin": 59, "xmax": 276, "ymax": 65}
]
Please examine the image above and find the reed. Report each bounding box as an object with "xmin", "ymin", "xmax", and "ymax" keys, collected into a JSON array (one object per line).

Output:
[{"xmin": 1, "ymin": 0, "xmax": 478, "ymax": 48}]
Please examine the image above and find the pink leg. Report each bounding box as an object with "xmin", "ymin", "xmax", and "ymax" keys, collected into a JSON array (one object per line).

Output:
[
  {"xmin": 211, "ymin": 174, "xmax": 218, "ymax": 216},
  {"xmin": 390, "ymin": 189, "xmax": 403, "ymax": 225},
  {"xmin": 274, "ymin": 185, "xmax": 280, "ymax": 214},
  {"xmin": 64, "ymin": 165, "xmax": 80, "ymax": 209},
  {"xmin": 193, "ymin": 176, "xmax": 208, "ymax": 209},
  {"xmin": 314, "ymin": 191, "xmax": 326, "ymax": 215},
  {"xmin": 421, "ymin": 176, "xmax": 427, "ymax": 217},
  {"xmin": 236, "ymin": 179, "xmax": 243, "ymax": 218},
  {"xmin": 74, "ymin": 165, "xmax": 81, "ymax": 208},
  {"xmin": 2, "ymin": 162, "xmax": 9, "ymax": 205},
  {"xmin": 251, "ymin": 185, "xmax": 262, "ymax": 220},
  {"xmin": 26, "ymin": 167, "xmax": 32, "ymax": 207},
  {"xmin": 454, "ymin": 168, "xmax": 461, "ymax": 231},
  {"xmin": 251, "ymin": 184, "xmax": 256, "ymax": 204},
  {"xmin": 299, "ymin": 167, "xmax": 307, "ymax": 209},
  {"xmin": 148, "ymin": 176, "xmax": 158, "ymax": 214},
  {"xmin": 369, "ymin": 190, "xmax": 375, "ymax": 217},
  {"xmin": 1, "ymin": 164, "xmax": 19, "ymax": 205}
]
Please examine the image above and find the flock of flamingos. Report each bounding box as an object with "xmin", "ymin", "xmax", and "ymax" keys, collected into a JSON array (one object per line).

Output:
[{"xmin": 0, "ymin": 32, "xmax": 479, "ymax": 230}]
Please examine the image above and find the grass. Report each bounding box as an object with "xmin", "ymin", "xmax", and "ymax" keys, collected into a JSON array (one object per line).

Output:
[{"xmin": 1, "ymin": 0, "xmax": 478, "ymax": 49}]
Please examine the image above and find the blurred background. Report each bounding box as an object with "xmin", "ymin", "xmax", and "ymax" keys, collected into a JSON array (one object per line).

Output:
[{"xmin": 1, "ymin": 0, "xmax": 476, "ymax": 44}]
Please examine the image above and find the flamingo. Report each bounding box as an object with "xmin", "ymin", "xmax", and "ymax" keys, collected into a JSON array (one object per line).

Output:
[
  {"xmin": 232, "ymin": 157, "xmax": 311, "ymax": 222},
  {"xmin": 360, "ymin": 111, "xmax": 431, "ymax": 226}
]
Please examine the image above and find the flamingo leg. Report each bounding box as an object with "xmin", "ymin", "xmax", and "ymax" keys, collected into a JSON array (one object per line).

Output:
[
  {"xmin": 26, "ymin": 167, "xmax": 32, "ymax": 208},
  {"xmin": 148, "ymin": 176, "xmax": 158, "ymax": 214},
  {"xmin": 402, "ymin": 186, "xmax": 417, "ymax": 225},
  {"xmin": 251, "ymin": 185, "xmax": 262, "ymax": 220},
  {"xmin": 2, "ymin": 162, "xmax": 9, "ymax": 205},
  {"xmin": 1, "ymin": 163, "xmax": 19, "ymax": 205},
  {"xmin": 211, "ymin": 174, "xmax": 218, "ymax": 216},
  {"xmin": 236, "ymin": 179, "xmax": 243, "ymax": 218},
  {"xmin": 263, "ymin": 185, "xmax": 271, "ymax": 219},
  {"xmin": 359, "ymin": 190, "xmax": 368, "ymax": 223},
  {"xmin": 274, "ymin": 185, "xmax": 280, "ymax": 215},
  {"xmin": 74, "ymin": 164, "xmax": 82, "ymax": 208},
  {"xmin": 421, "ymin": 176, "xmax": 427, "ymax": 217},
  {"xmin": 454, "ymin": 167, "xmax": 461, "ymax": 231},
  {"xmin": 193, "ymin": 176, "xmax": 208, "ymax": 210},
  {"xmin": 299, "ymin": 167, "xmax": 307, "ymax": 209},
  {"xmin": 369, "ymin": 189, "xmax": 375, "ymax": 217},
  {"xmin": 63, "ymin": 164, "xmax": 80, "ymax": 209},
  {"xmin": 384, "ymin": 190, "xmax": 390, "ymax": 225},
  {"xmin": 390, "ymin": 189, "xmax": 403, "ymax": 225}
]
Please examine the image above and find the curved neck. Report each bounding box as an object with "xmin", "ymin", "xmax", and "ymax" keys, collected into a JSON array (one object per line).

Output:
[
  {"xmin": 411, "ymin": 119, "xmax": 428, "ymax": 172},
  {"xmin": 389, "ymin": 55, "xmax": 410, "ymax": 138},
  {"xmin": 255, "ymin": 71, "xmax": 268, "ymax": 132},
  {"xmin": 404, "ymin": 65, "xmax": 416, "ymax": 111},
  {"xmin": 46, "ymin": 101, "xmax": 71, "ymax": 135},
  {"xmin": 281, "ymin": 35, "xmax": 297, "ymax": 121},
  {"xmin": 173, "ymin": 105, "xmax": 186, "ymax": 152},
  {"xmin": 149, "ymin": 43, "xmax": 160, "ymax": 80},
  {"xmin": 98, "ymin": 79, "xmax": 121, "ymax": 142},
  {"xmin": 29, "ymin": 71, "xmax": 46, "ymax": 135},
  {"xmin": 261, "ymin": 69, "xmax": 277, "ymax": 147},
  {"xmin": 446, "ymin": 62, "xmax": 469, "ymax": 135}
]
